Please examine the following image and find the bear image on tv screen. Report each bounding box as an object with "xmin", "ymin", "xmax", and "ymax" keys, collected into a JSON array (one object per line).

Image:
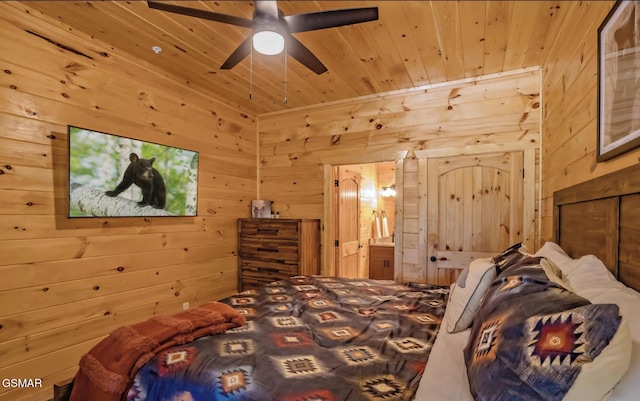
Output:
[{"xmin": 106, "ymin": 153, "xmax": 166, "ymax": 209}]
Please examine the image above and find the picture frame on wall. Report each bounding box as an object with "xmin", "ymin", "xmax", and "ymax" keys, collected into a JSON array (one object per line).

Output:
[{"xmin": 597, "ymin": 0, "xmax": 640, "ymax": 162}]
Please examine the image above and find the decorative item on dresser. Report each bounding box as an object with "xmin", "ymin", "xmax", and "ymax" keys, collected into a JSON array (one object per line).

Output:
[
  {"xmin": 238, "ymin": 218, "xmax": 320, "ymax": 291},
  {"xmin": 369, "ymin": 243, "xmax": 395, "ymax": 280}
]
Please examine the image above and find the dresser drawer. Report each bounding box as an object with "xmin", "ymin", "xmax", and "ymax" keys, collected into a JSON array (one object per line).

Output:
[
  {"xmin": 239, "ymin": 238, "xmax": 299, "ymax": 262},
  {"xmin": 241, "ymin": 265, "xmax": 296, "ymax": 287},
  {"xmin": 240, "ymin": 259, "xmax": 298, "ymax": 276},
  {"xmin": 370, "ymin": 245, "xmax": 394, "ymax": 259},
  {"xmin": 240, "ymin": 220, "xmax": 299, "ymax": 240},
  {"xmin": 240, "ymin": 275, "xmax": 284, "ymax": 291}
]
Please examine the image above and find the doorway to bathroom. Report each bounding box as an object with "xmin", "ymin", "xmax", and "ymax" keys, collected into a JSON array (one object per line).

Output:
[{"xmin": 331, "ymin": 161, "xmax": 396, "ymax": 279}]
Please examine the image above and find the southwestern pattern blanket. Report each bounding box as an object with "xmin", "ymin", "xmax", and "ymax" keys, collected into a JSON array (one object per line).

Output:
[
  {"xmin": 69, "ymin": 301, "xmax": 246, "ymax": 401},
  {"xmin": 127, "ymin": 276, "xmax": 449, "ymax": 401}
]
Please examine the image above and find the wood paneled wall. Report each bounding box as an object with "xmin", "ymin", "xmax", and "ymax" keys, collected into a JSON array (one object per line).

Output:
[
  {"xmin": 0, "ymin": 3, "xmax": 256, "ymax": 401},
  {"xmin": 540, "ymin": 1, "xmax": 640, "ymax": 243},
  {"xmin": 259, "ymin": 69, "xmax": 541, "ymax": 280}
]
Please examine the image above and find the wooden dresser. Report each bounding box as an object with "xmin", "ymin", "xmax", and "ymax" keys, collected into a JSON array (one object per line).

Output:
[{"xmin": 238, "ymin": 218, "xmax": 320, "ymax": 291}]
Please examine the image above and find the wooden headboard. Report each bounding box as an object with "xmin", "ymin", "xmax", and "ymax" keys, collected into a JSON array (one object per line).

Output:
[{"xmin": 553, "ymin": 163, "xmax": 640, "ymax": 292}]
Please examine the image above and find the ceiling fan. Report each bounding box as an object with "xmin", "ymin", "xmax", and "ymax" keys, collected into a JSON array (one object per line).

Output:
[{"xmin": 147, "ymin": 1, "xmax": 379, "ymax": 75}]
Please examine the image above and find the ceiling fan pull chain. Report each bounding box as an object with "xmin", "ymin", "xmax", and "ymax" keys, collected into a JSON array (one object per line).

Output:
[
  {"xmin": 249, "ymin": 37, "xmax": 253, "ymax": 100},
  {"xmin": 283, "ymin": 40, "xmax": 288, "ymax": 105}
]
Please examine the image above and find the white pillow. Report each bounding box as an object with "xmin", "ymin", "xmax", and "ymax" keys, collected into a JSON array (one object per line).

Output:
[
  {"xmin": 539, "ymin": 258, "xmax": 567, "ymax": 288},
  {"xmin": 446, "ymin": 258, "xmax": 496, "ymax": 333},
  {"xmin": 563, "ymin": 254, "xmax": 640, "ymax": 339},
  {"xmin": 563, "ymin": 315, "xmax": 632, "ymax": 401},
  {"xmin": 534, "ymin": 241, "xmax": 579, "ymax": 275},
  {"xmin": 569, "ymin": 256, "xmax": 640, "ymax": 401},
  {"xmin": 536, "ymin": 242, "xmax": 640, "ymax": 401}
]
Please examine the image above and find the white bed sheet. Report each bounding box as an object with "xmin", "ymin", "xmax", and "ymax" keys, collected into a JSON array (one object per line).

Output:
[
  {"xmin": 414, "ymin": 285, "xmax": 473, "ymax": 401},
  {"xmin": 415, "ymin": 245, "xmax": 640, "ymax": 401}
]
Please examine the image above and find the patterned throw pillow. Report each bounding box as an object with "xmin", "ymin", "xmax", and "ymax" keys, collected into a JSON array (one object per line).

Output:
[
  {"xmin": 464, "ymin": 256, "xmax": 631, "ymax": 401},
  {"xmin": 446, "ymin": 258, "xmax": 497, "ymax": 333},
  {"xmin": 491, "ymin": 241, "xmax": 527, "ymax": 272},
  {"xmin": 446, "ymin": 243, "xmax": 529, "ymax": 334}
]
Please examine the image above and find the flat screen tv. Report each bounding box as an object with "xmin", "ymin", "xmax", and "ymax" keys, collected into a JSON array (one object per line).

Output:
[{"xmin": 68, "ymin": 126, "xmax": 199, "ymax": 217}]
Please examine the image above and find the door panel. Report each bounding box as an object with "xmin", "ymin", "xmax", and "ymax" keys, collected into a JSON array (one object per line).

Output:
[
  {"xmin": 427, "ymin": 152, "xmax": 524, "ymax": 285},
  {"xmin": 336, "ymin": 167, "xmax": 361, "ymax": 278}
]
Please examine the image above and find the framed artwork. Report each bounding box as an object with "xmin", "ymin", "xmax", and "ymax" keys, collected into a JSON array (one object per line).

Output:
[
  {"xmin": 251, "ymin": 200, "xmax": 273, "ymax": 218},
  {"xmin": 598, "ymin": 0, "xmax": 640, "ymax": 161},
  {"xmin": 68, "ymin": 126, "xmax": 199, "ymax": 217}
]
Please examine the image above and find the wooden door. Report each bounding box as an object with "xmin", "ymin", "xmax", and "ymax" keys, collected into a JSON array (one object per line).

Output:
[
  {"xmin": 336, "ymin": 167, "xmax": 361, "ymax": 278},
  {"xmin": 426, "ymin": 152, "xmax": 525, "ymax": 285}
]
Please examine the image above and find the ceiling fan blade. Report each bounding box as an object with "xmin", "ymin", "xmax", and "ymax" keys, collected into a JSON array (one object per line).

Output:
[
  {"xmin": 147, "ymin": 1, "xmax": 253, "ymax": 28},
  {"xmin": 220, "ymin": 36, "xmax": 252, "ymax": 70},
  {"xmin": 254, "ymin": 0, "xmax": 279, "ymax": 19},
  {"xmin": 285, "ymin": 34, "xmax": 327, "ymax": 75},
  {"xmin": 284, "ymin": 7, "xmax": 378, "ymax": 33}
]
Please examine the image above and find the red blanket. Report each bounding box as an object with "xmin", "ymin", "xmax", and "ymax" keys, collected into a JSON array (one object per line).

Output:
[{"xmin": 69, "ymin": 302, "xmax": 245, "ymax": 401}]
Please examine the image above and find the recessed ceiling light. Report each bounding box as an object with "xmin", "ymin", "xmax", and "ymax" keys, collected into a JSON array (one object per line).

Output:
[{"xmin": 151, "ymin": 46, "xmax": 162, "ymax": 54}]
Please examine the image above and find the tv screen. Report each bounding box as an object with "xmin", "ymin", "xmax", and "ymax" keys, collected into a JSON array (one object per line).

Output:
[{"xmin": 68, "ymin": 126, "xmax": 199, "ymax": 217}]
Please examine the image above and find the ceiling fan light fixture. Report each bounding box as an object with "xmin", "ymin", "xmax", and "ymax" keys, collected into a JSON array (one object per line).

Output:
[
  {"xmin": 147, "ymin": 0, "xmax": 378, "ymax": 74},
  {"xmin": 253, "ymin": 29, "xmax": 284, "ymax": 55}
]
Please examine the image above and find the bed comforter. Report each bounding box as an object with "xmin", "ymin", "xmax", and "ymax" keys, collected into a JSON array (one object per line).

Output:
[{"xmin": 126, "ymin": 276, "xmax": 448, "ymax": 401}]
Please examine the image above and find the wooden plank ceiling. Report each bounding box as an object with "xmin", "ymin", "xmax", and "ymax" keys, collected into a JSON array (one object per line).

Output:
[{"xmin": 22, "ymin": 1, "xmax": 567, "ymax": 115}]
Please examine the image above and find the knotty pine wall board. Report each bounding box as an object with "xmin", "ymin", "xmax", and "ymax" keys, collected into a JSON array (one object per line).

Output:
[
  {"xmin": 0, "ymin": 3, "xmax": 256, "ymax": 401},
  {"xmin": 540, "ymin": 0, "xmax": 640, "ymax": 242}
]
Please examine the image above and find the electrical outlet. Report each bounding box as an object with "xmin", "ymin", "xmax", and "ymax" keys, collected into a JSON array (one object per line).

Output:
[{"xmin": 182, "ymin": 302, "xmax": 189, "ymax": 310}]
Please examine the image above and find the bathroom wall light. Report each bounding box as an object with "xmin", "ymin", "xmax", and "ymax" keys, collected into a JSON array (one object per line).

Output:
[{"xmin": 380, "ymin": 185, "xmax": 396, "ymax": 197}]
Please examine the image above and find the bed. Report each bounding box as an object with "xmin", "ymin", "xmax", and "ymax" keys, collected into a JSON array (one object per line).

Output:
[
  {"xmin": 68, "ymin": 164, "xmax": 640, "ymax": 401},
  {"xmin": 417, "ymin": 162, "xmax": 640, "ymax": 401},
  {"xmin": 68, "ymin": 276, "xmax": 449, "ymax": 401}
]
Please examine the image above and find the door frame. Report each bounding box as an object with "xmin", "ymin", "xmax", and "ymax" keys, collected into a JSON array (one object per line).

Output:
[{"xmin": 323, "ymin": 159, "xmax": 403, "ymax": 277}]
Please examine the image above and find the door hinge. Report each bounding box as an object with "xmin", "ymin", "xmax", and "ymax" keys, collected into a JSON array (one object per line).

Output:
[
  {"xmin": 334, "ymin": 179, "xmax": 339, "ymax": 187},
  {"xmin": 335, "ymin": 240, "xmax": 339, "ymax": 247}
]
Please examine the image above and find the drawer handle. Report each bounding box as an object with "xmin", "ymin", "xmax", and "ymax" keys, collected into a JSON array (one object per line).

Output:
[
  {"xmin": 257, "ymin": 247, "xmax": 278, "ymax": 252},
  {"xmin": 258, "ymin": 267, "xmax": 279, "ymax": 273},
  {"xmin": 257, "ymin": 229, "xmax": 278, "ymax": 234}
]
